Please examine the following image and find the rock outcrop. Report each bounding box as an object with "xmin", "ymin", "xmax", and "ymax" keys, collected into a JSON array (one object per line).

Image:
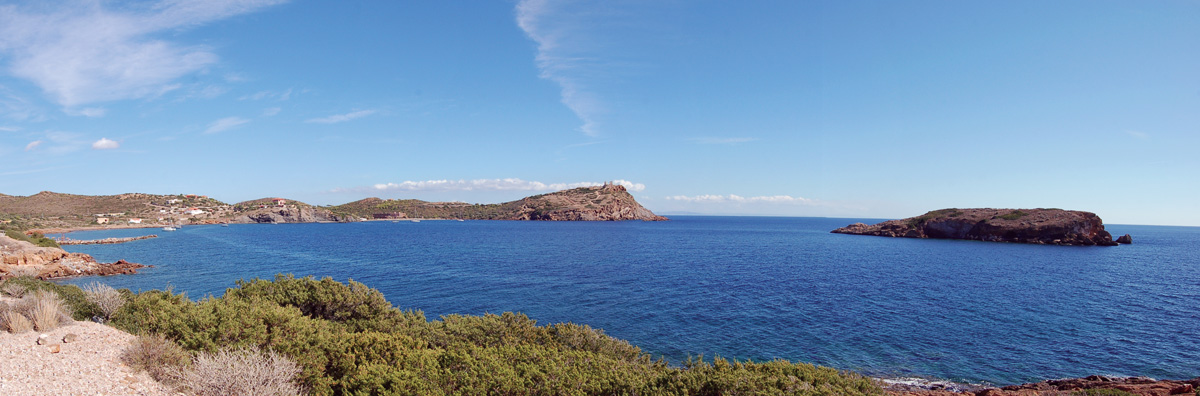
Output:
[
  {"xmin": 1117, "ymin": 234, "xmax": 1133, "ymax": 244},
  {"xmin": 833, "ymin": 208, "xmax": 1120, "ymax": 246},
  {"xmin": 233, "ymin": 205, "xmax": 340, "ymax": 224},
  {"xmin": 886, "ymin": 375, "xmax": 1200, "ymax": 396},
  {"xmin": 0, "ymin": 235, "xmax": 147, "ymax": 280}
]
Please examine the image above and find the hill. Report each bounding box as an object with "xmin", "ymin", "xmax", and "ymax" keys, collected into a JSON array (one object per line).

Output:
[
  {"xmin": 0, "ymin": 192, "xmax": 229, "ymax": 229},
  {"xmin": 330, "ymin": 184, "xmax": 667, "ymax": 221},
  {"xmin": 832, "ymin": 208, "xmax": 1123, "ymax": 246},
  {"xmin": 229, "ymin": 197, "xmax": 340, "ymax": 224}
]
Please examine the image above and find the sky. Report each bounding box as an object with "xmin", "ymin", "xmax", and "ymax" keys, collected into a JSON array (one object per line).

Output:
[{"xmin": 0, "ymin": 1, "xmax": 1196, "ymax": 226}]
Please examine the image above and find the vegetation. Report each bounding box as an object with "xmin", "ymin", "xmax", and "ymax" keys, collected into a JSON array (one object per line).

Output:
[
  {"xmin": 0, "ymin": 287, "xmax": 72, "ymax": 332},
  {"xmin": 4, "ymin": 276, "xmax": 103, "ymax": 320},
  {"xmin": 5, "ymin": 229, "xmax": 59, "ymax": 248},
  {"xmin": 96, "ymin": 274, "xmax": 881, "ymax": 395},
  {"xmin": 83, "ymin": 281, "xmax": 127, "ymax": 321},
  {"xmin": 998, "ymin": 210, "xmax": 1030, "ymax": 221},
  {"xmin": 906, "ymin": 209, "xmax": 963, "ymax": 227}
]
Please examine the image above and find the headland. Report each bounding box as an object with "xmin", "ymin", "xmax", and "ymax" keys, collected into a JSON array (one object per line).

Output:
[{"xmin": 833, "ymin": 208, "xmax": 1129, "ymax": 246}]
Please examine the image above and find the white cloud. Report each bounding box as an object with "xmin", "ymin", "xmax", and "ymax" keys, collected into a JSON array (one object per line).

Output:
[
  {"xmin": 23, "ymin": 140, "xmax": 41, "ymax": 151},
  {"xmin": 690, "ymin": 137, "xmax": 759, "ymax": 145},
  {"xmin": 345, "ymin": 178, "xmax": 645, "ymax": 193},
  {"xmin": 516, "ymin": 0, "xmax": 607, "ymax": 136},
  {"xmin": 0, "ymin": 0, "xmax": 287, "ymax": 110},
  {"xmin": 306, "ymin": 110, "xmax": 376, "ymax": 124},
  {"xmin": 1126, "ymin": 130, "xmax": 1149, "ymax": 139},
  {"xmin": 239, "ymin": 88, "xmax": 293, "ymax": 101},
  {"xmin": 665, "ymin": 194, "xmax": 815, "ymax": 205},
  {"xmin": 262, "ymin": 107, "xmax": 281, "ymax": 116},
  {"xmin": 65, "ymin": 107, "xmax": 107, "ymax": 117},
  {"xmin": 91, "ymin": 137, "xmax": 119, "ymax": 150},
  {"xmin": 0, "ymin": 126, "xmax": 19, "ymax": 132},
  {"xmin": 204, "ymin": 116, "xmax": 250, "ymax": 134}
]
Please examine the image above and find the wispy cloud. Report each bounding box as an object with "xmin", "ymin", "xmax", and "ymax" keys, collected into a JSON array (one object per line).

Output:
[
  {"xmin": 0, "ymin": 126, "xmax": 19, "ymax": 132},
  {"xmin": 205, "ymin": 116, "xmax": 250, "ymax": 134},
  {"xmin": 1125, "ymin": 130, "xmax": 1149, "ymax": 139},
  {"xmin": 516, "ymin": 0, "xmax": 607, "ymax": 136},
  {"xmin": 239, "ymin": 89, "xmax": 293, "ymax": 101},
  {"xmin": 665, "ymin": 194, "xmax": 815, "ymax": 205},
  {"xmin": 91, "ymin": 138, "xmax": 119, "ymax": 150},
  {"xmin": 306, "ymin": 110, "xmax": 376, "ymax": 124},
  {"xmin": 262, "ymin": 107, "xmax": 281, "ymax": 117},
  {"xmin": 0, "ymin": 0, "xmax": 287, "ymax": 111},
  {"xmin": 24, "ymin": 140, "xmax": 41, "ymax": 151},
  {"xmin": 689, "ymin": 137, "xmax": 759, "ymax": 145},
  {"xmin": 336, "ymin": 178, "xmax": 646, "ymax": 193}
]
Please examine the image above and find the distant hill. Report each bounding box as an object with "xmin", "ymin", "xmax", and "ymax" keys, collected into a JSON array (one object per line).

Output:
[
  {"xmin": 332, "ymin": 184, "xmax": 666, "ymax": 221},
  {"xmin": 0, "ymin": 184, "xmax": 666, "ymax": 230},
  {"xmin": 832, "ymin": 208, "xmax": 1121, "ymax": 246}
]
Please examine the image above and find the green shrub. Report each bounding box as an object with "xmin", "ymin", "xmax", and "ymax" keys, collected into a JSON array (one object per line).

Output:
[
  {"xmin": 998, "ymin": 210, "xmax": 1029, "ymax": 221},
  {"xmin": 110, "ymin": 276, "xmax": 884, "ymax": 396},
  {"xmin": 1073, "ymin": 389, "xmax": 1137, "ymax": 396},
  {"xmin": 4, "ymin": 229, "xmax": 59, "ymax": 248}
]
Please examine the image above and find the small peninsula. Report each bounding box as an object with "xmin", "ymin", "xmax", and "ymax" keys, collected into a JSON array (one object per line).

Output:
[{"xmin": 832, "ymin": 208, "xmax": 1126, "ymax": 246}]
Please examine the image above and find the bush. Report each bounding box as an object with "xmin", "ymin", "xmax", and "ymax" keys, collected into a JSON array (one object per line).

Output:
[
  {"xmin": 23, "ymin": 290, "xmax": 72, "ymax": 331},
  {"xmin": 82, "ymin": 281, "xmax": 126, "ymax": 321},
  {"xmin": 122, "ymin": 334, "xmax": 192, "ymax": 381},
  {"xmin": 168, "ymin": 346, "xmax": 305, "ymax": 396},
  {"xmin": 110, "ymin": 276, "xmax": 883, "ymax": 396},
  {"xmin": 2, "ymin": 282, "xmax": 28, "ymax": 298},
  {"xmin": 4, "ymin": 277, "xmax": 100, "ymax": 320},
  {"xmin": 0, "ymin": 302, "xmax": 33, "ymax": 333}
]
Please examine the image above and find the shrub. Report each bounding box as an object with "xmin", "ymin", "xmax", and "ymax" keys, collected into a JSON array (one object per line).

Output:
[
  {"xmin": 23, "ymin": 290, "xmax": 72, "ymax": 331},
  {"xmin": 5, "ymin": 277, "xmax": 100, "ymax": 320},
  {"xmin": 998, "ymin": 210, "xmax": 1029, "ymax": 221},
  {"xmin": 122, "ymin": 334, "xmax": 192, "ymax": 381},
  {"xmin": 168, "ymin": 346, "xmax": 305, "ymax": 396},
  {"xmin": 0, "ymin": 302, "xmax": 33, "ymax": 333},
  {"xmin": 2, "ymin": 282, "xmax": 28, "ymax": 297},
  {"xmin": 82, "ymin": 281, "xmax": 126, "ymax": 321},
  {"xmin": 225, "ymin": 274, "xmax": 425, "ymax": 332}
]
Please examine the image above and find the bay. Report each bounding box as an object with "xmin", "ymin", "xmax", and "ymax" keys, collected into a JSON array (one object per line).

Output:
[{"xmin": 57, "ymin": 216, "xmax": 1200, "ymax": 385}]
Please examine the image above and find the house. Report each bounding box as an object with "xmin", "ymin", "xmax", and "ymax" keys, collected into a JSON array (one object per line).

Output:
[
  {"xmin": 185, "ymin": 208, "xmax": 205, "ymax": 215},
  {"xmin": 129, "ymin": 218, "xmax": 143, "ymax": 224},
  {"xmin": 273, "ymin": 198, "xmax": 287, "ymax": 206},
  {"xmin": 96, "ymin": 218, "xmax": 109, "ymax": 224},
  {"xmin": 167, "ymin": 199, "xmax": 181, "ymax": 204}
]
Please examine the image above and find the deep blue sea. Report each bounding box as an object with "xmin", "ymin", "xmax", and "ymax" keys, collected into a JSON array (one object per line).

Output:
[{"xmin": 56, "ymin": 216, "xmax": 1200, "ymax": 386}]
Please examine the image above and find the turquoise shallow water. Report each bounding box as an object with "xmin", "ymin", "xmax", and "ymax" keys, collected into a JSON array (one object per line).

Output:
[{"xmin": 58, "ymin": 216, "xmax": 1200, "ymax": 385}]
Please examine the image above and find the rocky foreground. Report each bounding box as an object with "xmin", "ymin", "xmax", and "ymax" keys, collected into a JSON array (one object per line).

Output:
[
  {"xmin": 0, "ymin": 234, "xmax": 146, "ymax": 280},
  {"xmin": 833, "ymin": 208, "xmax": 1128, "ymax": 246}
]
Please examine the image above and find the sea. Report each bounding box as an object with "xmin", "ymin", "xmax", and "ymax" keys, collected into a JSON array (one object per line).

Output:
[{"xmin": 55, "ymin": 216, "xmax": 1200, "ymax": 386}]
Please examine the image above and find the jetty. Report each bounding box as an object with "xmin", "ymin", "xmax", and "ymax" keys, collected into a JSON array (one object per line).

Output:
[{"xmin": 55, "ymin": 235, "xmax": 158, "ymax": 245}]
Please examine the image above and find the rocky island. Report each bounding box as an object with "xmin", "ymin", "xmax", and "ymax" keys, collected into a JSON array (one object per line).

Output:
[{"xmin": 832, "ymin": 208, "xmax": 1128, "ymax": 246}]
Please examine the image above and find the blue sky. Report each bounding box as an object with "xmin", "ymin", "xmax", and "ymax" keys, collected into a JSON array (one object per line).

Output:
[{"xmin": 0, "ymin": 1, "xmax": 1196, "ymax": 226}]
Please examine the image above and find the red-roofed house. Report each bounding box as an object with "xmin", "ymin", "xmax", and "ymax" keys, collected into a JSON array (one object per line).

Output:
[{"xmin": 273, "ymin": 198, "xmax": 287, "ymax": 206}]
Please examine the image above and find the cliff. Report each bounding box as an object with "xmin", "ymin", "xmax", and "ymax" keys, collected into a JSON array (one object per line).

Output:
[
  {"xmin": 0, "ymin": 234, "xmax": 147, "ymax": 280},
  {"xmin": 832, "ymin": 208, "xmax": 1120, "ymax": 246},
  {"xmin": 332, "ymin": 184, "xmax": 667, "ymax": 221}
]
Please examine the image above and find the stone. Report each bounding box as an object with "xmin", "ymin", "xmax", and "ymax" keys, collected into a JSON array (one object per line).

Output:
[
  {"xmin": 62, "ymin": 333, "xmax": 78, "ymax": 343},
  {"xmin": 48, "ymin": 344, "xmax": 60, "ymax": 353},
  {"xmin": 36, "ymin": 334, "xmax": 48, "ymax": 345},
  {"xmin": 1116, "ymin": 234, "xmax": 1133, "ymax": 244}
]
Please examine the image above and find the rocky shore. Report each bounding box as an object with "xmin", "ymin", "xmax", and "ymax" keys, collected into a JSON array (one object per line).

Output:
[
  {"xmin": 884, "ymin": 375, "xmax": 1199, "ymax": 396},
  {"xmin": 0, "ymin": 235, "xmax": 147, "ymax": 280},
  {"xmin": 833, "ymin": 208, "xmax": 1124, "ymax": 246}
]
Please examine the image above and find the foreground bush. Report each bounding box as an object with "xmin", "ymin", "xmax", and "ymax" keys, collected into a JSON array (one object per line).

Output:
[
  {"xmin": 5, "ymin": 276, "xmax": 101, "ymax": 320},
  {"xmin": 168, "ymin": 346, "xmax": 305, "ymax": 396},
  {"xmin": 109, "ymin": 275, "xmax": 883, "ymax": 396},
  {"xmin": 0, "ymin": 302, "xmax": 34, "ymax": 333},
  {"xmin": 122, "ymin": 334, "xmax": 192, "ymax": 381},
  {"xmin": 83, "ymin": 281, "xmax": 127, "ymax": 321}
]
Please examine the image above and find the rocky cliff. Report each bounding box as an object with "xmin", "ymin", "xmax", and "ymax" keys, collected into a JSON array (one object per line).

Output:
[
  {"xmin": 230, "ymin": 198, "xmax": 341, "ymax": 224},
  {"xmin": 0, "ymin": 234, "xmax": 147, "ymax": 280},
  {"xmin": 832, "ymin": 208, "xmax": 1119, "ymax": 246}
]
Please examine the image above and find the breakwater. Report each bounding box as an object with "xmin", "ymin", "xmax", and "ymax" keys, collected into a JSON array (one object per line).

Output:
[{"xmin": 56, "ymin": 235, "xmax": 157, "ymax": 245}]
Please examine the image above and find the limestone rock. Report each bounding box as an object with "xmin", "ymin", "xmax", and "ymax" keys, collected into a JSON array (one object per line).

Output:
[
  {"xmin": 63, "ymin": 333, "xmax": 78, "ymax": 343},
  {"xmin": 1116, "ymin": 234, "xmax": 1133, "ymax": 244}
]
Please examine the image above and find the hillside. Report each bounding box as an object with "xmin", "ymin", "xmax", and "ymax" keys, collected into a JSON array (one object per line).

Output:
[
  {"xmin": 229, "ymin": 197, "xmax": 341, "ymax": 224},
  {"xmin": 832, "ymin": 208, "xmax": 1124, "ymax": 246},
  {"xmin": 331, "ymin": 184, "xmax": 667, "ymax": 221},
  {"xmin": 0, "ymin": 192, "xmax": 230, "ymax": 229}
]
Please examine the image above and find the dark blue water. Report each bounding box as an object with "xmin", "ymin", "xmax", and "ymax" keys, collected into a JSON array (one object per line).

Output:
[{"xmin": 57, "ymin": 217, "xmax": 1200, "ymax": 385}]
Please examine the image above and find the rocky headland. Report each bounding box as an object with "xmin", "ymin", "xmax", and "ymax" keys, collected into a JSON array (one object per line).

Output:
[
  {"xmin": 0, "ymin": 234, "xmax": 147, "ymax": 280},
  {"xmin": 833, "ymin": 208, "xmax": 1124, "ymax": 246},
  {"xmin": 332, "ymin": 183, "xmax": 667, "ymax": 221}
]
